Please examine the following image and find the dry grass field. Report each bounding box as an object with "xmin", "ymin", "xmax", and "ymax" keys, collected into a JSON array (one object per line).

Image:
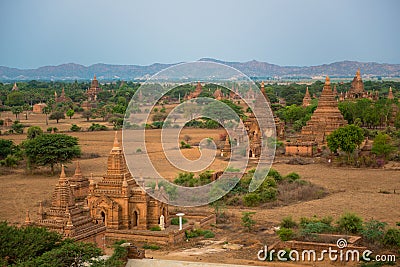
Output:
[{"xmin": 0, "ymin": 111, "xmax": 399, "ymax": 265}]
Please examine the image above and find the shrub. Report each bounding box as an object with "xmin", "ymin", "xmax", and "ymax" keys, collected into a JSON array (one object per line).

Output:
[
  {"xmin": 337, "ymin": 213, "xmax": 363, "ymax": 234},
  {"xmin": 267, "ymin": 169, "xmax": 283, "ymax": 182},
  {"xmin": 70, "ymin": 124, "xmax": 81, "ymax": 132},
  {"xmin": 300, "ymin": 222, "xmax": 334, "ymax": 237},
  {"xmin": 203, "ymin": 230, "xmax": 215, "ymax": 238},
  {"xmin": 136, "ymin": 148, "xmax": 142, "ymax": 153},
  {"xmin": 243, "ymin": 193, "xmax": 261, "ymax": 207},
  {"xmin": 180, "ymin": 141, "xmax": 191, "ymax": 149},
  {"xmin": 27, "ymin": 126, "xmax": 43, "ymax": 139},
  {"xmin": 259, "ymin": 187, "xmax": 277, "ymax": 202},
  {"xmin": 46, "ymin": 127, "xmax": 58, "ymax": 133},
  {"xmin": 382, "ymin": 228, "xmax": 400, "ymax": 247},
  {"xmin": 171, "ymin": 217, "xmax": 188, "ymax": 225},
  {"xmin": 281, "ymin": 216, "xmax": 298, "ymax": 229},
  {"xmin": 241, "ymin": 212, "xmax": 256, "ymax": 231},
  {"xmin": 361, "ymin": 219, "xmax": 387, "ymax": 243},
  {"xmin": 285, "ymin": 172, "xmax": 301, "ymax": 182},
  {"xmin": 142, "ymin": 244, "xmax": 160, "ymax": 250},
  {"xmin": 277, "ymin": 227, "xmax": 294, "ymax": 241},
  {"xmin": 88, "ymin": 123, "xmax": 108, "ymax": 131},
  {"xmin": 150, "ymin": 226, "xmax": 161, "ymax": 231},
  {"xmin": 0, "ymin": 154, "xmax": 19, "ymax": 167}
]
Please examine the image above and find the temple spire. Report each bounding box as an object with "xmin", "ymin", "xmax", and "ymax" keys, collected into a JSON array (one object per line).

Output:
[
  {"xmin": 113, "ymin": 131, "xmax": 121, "ymax": 149},
  {"xmin": 388, "ymin": 87, "xmax": 394, "ymax": 100},
  {"xmin": 74, "ymin": 161, "xmax": 82, "ymax": 176},
  {"xmin": 60, "ymin": 164, "xmax": 67, "ymax": 180}
]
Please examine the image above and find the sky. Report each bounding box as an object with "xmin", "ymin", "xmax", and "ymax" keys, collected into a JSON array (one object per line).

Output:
[{"xmin": 0, "ymin": 0, "xmax": 399, "ymax": 69}]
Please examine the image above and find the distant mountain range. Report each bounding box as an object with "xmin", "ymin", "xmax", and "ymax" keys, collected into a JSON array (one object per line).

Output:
[{"xmin": 1, "ymin": 58, "xmax": 399, "ymax": 81}]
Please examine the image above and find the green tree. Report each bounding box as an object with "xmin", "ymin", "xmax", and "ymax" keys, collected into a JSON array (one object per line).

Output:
[
  {"xmin": 25, "ymin": 240, "xmax": 102, "ymax": 267},
  {"xmin": 23, "ymin": 134, "xmax": 81, "ymax": 174},
  {"xmin": 371, "ymin": 132, "xmax": 395, "ymax": 161},
  {"xmin": 66, "ymin": 109, "xmax": 75, "ymax": 119},
  {"xmin": 0, "ymin": 139, "xmax": 18, "ymax": 159},
  {"xmin": 42, "ymin": 106, "xmax": 52, "ymax": 125},
  {"xmin": 241, "ymin": 211, "xmax": 256, "ymax": 232},
  {"xmin": 27, "ymin": 126, "xmax": 43, "ymax": 139},
  {"xmin": 49, "ymin": 111, "xmax": 65, "ymax": 123},
  {"xmin": 11, "ymin": 120, "xmax": 24, "ymax": 134},
  {"xmin": 327, "ymin": 124, "xmax": 364, "ymax": 158},
  {"xmin": 0, "ymin": 222, "xmax": 62, "ymax": 266},
  {"xmin": 23, "ymin": 104, "xmax": 31, "ymax": 120},
  {"xmin": 5, "ymin": 91, "xmax": 24, "ymax": 106},
  {"xmin": 11, "ymin": 106, "xmax": 23, "ymax": 120},
  {"xmin": 82, "ymin": 110, "xmax": 92, "ymax": 121}
]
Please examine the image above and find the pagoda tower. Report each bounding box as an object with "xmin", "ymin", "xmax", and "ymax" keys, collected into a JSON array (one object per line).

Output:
[
  {"xmin": 69, "ymin": 161, "xmax": 89, "ymax": 201},
  {"xmin": 87, "ymin": 132, "xmax": 169, "ymax": 230},
  {"xmin": 302, "ymin": 87, "xmax": 312, "ymax": 107},
  {"xmin": 388, "ymin": 87, "xmax": 394, "ymax": 100},
  {"xmin": 34, "ymin": 165, "xmax": 105, "ymax": 241},
  {"xmin": 300, "ymin": 76, "xmax": 347, "ymax": 144}
]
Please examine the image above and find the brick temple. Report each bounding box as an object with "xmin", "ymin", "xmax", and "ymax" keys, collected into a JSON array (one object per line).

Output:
[{"xmin": 286, "ymin": 76, "xmax": 347, "ymax": 156}]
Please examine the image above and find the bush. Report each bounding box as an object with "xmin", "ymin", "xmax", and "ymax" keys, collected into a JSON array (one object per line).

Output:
[
  {"xmin": 277, "ymin": 227, "xmax": 294, "ymax": 241},
  {"xmin": 337, "ymin": 213, "xmax": 363, "ymax": 234},
  {"xmin": 171, "ymin": 217, "xmax": 188, "ymax": 225},
  {"xmin": 27, "ymin": 126, "xmax": 43, "ymax": 139},
  {"xmin": 281, "ymin": 216, "xmax": 298, "ymax": 229},
  {"xmin": 150, "ymin": 226, "xmax": 161, "ymax": 231},
  {"xmin": 70, "ymin": 124, "xmax": 81, "ymax": 132},
  {"xmin": 88, "ymin": 123, "xmax": 108, "ymax": 131},
  {"xmin": 203, "ymin": 230, "xmax": 215, "ymax": 238},
  {"xmin": 241, "ymin": 212, "xmax": 256, "ymax": 231},
  {"xmin": 142, "ymin": 244, "xmax": 160, "ymax": 250},
  {"xmin": 382, "ymin": 228, "xmax": 400, "ymax": 247},
  {"xmin": 0, "ymin": 154, "xmax": 19, "ymax": 167},
  {"xmin": 361, "ymin": 220, "xmax": 387, "ymax": 243},
  {"xmin": 184, "ymin": 229, "xmax": 215, "ymax": 239},
  {"xmin": 285, "ymin": 172, "xmax": 301, "ymax": 182},
  {"xmin": 267, "ymin": 169, "xmax": 283, "ymax": 182},
  {"xmin": 300, "ymin": 222, "xmax": 334, "ymax": 237},
  {"xmin": 180, "ymin": 141, "xmax": 191, "ymax": 149},
  {"xmin": 136, "ymin": 148, "xmax": 142, "ymax": 153},
  {"xmin": 47, "ymin": 127, "xmax": 58, "ymax": 133},
  {"xmin": 243, "ymin": 193, "xmax": 261, "ymax": 207},
  {"xmin": 259, "ymin": 187, "xmax": 277, "ymax": 202}
]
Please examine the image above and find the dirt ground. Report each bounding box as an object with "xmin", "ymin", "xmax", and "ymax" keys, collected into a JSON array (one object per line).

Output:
[{"xmin": 0, "ymin": 111, "xmax": 399, "ymax": 266}]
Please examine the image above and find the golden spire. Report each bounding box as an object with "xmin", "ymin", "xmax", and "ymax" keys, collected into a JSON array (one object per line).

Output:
[
  {"xmin": 74, "ymin": 161, "xmax": 82, "ymax": 176},
  {"xmin": 93, "ymin": 74, "xmax": 97, "ymax": 80},
  {"xmin": 25, "ymin": 210, "xmax": 31, "ymax": 225},
  {"xmin": 325, "ymin": 76, "xmax": 330, "ymax": 85},
  {"xmin": 60, "ymin": 164, "xmax": 66, "ymax": 179},
  {"xmin": 155, "ymin": 178, "xmax": 159, "ymax": 191},
  {"xmin": 113, "ymin": 131, "xmax": 121, "ymax": 149}
]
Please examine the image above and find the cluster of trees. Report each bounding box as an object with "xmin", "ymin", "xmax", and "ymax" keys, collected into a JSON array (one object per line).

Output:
[
  {"xmin": 0, "ymin": 222, "xmax": 127, "ymax": 266},
  {"xmin": 0, "ymin": 126, "xmax": 81, "ymax": 174},
  {"xmin": 338, "ymin": 98, "xmax": 400, "ymax": 129}
]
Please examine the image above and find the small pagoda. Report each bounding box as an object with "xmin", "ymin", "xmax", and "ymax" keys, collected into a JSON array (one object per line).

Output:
[
  {"xmin": 33, "ymin": 165, "xmax": 105, "ymax": 241},
  {"xmin": 286, "ymin": 76, "xmax": 347, "ymax": 156}
]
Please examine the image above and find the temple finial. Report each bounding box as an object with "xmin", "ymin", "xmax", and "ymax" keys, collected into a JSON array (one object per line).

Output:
[
  {"xmin": 113, "ymin": 131, "xmax": 120, "ymax": 149},
  {"xmin": 74, "ymin": 161, "xmax": 82, "ymax": 176},
  {"xmin": 60, "ymin": 164, "xmax": 66, "ymax": 179}
]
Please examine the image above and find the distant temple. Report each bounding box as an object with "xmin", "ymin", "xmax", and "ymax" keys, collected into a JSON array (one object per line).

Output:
[
  {"xmin": 55, "ymin": 88, "xmax": 72, "ymax": 103},
  {"xmin": 12, "ymin": 82, "xmax": 19, "ymax": 91},
  {"xmin": 86, "ymin": 75, "xmax": 102, "ymax": 101},
  {"xmin": 286, "ymin": 76, "xmax": 347, "ymax": 156},
  {"xmin": 244, "ymin": 81, "xmax": 284, "ymax": 158},
  {"xmin": 186, "ymin": 82, "xmax": 202, "ymax": 100},
  {"xmin": 339, "ymin": 69, "xmax": 379, "ymax": 101},
  {"xmin": 302, "ymin": 87, "xmax": 312, "ymax": 107},
  {"xmin": 32, "ymin": 103, "xmax": 47, "ymax": 113}
]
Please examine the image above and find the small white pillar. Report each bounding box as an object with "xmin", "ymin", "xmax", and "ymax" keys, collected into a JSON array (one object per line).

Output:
[{"xmin": 176, "ymin": 213, "xmax": 185, "ymax": 230}]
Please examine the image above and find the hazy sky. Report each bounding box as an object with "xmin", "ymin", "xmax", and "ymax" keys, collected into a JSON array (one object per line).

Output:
[{"xmin": 0, "ymin": 0, "xmax": 399, "ymax": 69}]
